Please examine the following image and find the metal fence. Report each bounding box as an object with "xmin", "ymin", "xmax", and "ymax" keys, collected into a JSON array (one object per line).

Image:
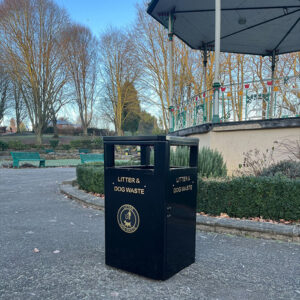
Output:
[{"xmin": 169, "ymin": 75, "xmax": 300, "ymax": 132}]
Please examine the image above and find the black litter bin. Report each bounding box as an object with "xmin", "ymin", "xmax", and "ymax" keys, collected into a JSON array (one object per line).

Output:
[{"xmin": 103, "ymin": 136, "xmax": 198, "ymax": 280}]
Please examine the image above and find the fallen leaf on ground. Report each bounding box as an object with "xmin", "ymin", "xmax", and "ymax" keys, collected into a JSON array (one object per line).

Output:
[
  {"xmin": 53, "ymin": 250, "xmax": 60, "ymax": 254},
  {"xmin": 219, "ymin": 213, "xmax": 229, "ymax": 218},
  {"xmin": 33, "ymin": 248, "xmax": 40, "ymax": 253}
]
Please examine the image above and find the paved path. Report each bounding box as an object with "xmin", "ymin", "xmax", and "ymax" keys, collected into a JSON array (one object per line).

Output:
[{"xmin": 0, "ymin": 168, "xmax": 299, "ymax": 300}]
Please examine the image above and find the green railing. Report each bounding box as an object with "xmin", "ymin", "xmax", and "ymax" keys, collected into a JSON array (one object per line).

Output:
[{"xmin": 169, "ymin": 75, "xmax": 300, "ymax": 132}]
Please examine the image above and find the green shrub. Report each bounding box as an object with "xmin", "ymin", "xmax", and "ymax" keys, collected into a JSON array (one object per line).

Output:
[
  {"xmin": 0, "ymin": 140, "xmax": 8, "ymax": 151},
  {"xmin": 30, "ymin": 144, "xmax": 44, "ymax": 150},
  {"xmin": 76, "ymin": 160, "xmax": 139, "ymax": 194},
  {"xmin": 260, "ymin": 160, "xmax": 300, "ymax": 179},
  {"xmin": 170, "ymin": 146, "xmax": 190, "ymax": 167},
  {"xmin": 76, "ymin": 163, "xmax": 104, "ymax": 194},
  {"xmin": 49, "ymin": 139, "xmax": 59, "ymax": 149},
  {"xmin": 93, "ymin": 137, "xmax": 103, "ymax": 149},
  {"xmin": 198, "ymin": 147, "xmax": 227, "ymax": 177},
  {"xmin": 150, "ymin": 146, "xmax": 190, "ymax": 167},
  {"xmin": 70, "ymin": 139, "xmax": 92, "ymax": 149},
  {"xmin": 7, "ymin": 140, "xmax": 27, "ymax": 150},
  {"xmin": 61, "ymin": 144, "xmax": 71, "ymax": 151},
  {"xmin": 150, "ymin": 146, "xmax": 227, "ymax": 177},
  {"xmin": 198, "ymin": 176, "xmax": 300, "ymax": 220}
]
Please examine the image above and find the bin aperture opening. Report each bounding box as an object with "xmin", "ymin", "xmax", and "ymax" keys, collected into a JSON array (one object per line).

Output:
[{"xmin": 109, "ymin": 143, "xmax": 193, "ymax": 170}]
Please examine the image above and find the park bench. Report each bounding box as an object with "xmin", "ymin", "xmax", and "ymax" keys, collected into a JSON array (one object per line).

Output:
[
  {"xmin": 80, "ymin": 153, "xmax": 104, "ymax": 164},
  {"xmin": 78, "ymin": 149, "xmax": 91, "ymax": 154},
  {"xmin": 45, "ymin": 149, "xmax": 55, "ymax": 154},
  {"xmin": 11, "ymin": 152, "xmax": 45, "ymax": 168}
]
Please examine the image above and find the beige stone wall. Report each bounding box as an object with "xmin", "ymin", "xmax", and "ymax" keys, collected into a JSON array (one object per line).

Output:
[{"xmin": 189, "ymin": 125, "xmax": 300, "ymax": 174}]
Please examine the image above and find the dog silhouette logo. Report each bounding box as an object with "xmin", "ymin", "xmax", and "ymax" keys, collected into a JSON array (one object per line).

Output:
[{"xmin": 117, "ymin": 204, "xmax": 140, "ymax": 233}]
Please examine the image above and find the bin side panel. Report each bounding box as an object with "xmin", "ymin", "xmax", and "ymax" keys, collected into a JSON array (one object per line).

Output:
[
  {"xmin": 165, "ymin": 168, "xmax": 197, "ymax": 279},
  {"xmin": 105, "ymin": 168, "xmax": 166, "ymax": 280}
]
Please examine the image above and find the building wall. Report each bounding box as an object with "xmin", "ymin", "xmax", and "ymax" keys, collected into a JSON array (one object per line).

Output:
[
  {"xmin": 170, "ymin": 118, "xmax": 300, "ymax": 175},
  {"xmin": 190, "ymin": 127, "xmax": 299, "ymax": 174}
]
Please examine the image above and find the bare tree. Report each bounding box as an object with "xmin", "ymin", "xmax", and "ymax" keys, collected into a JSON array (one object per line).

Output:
[
  {"xmin": 274, "ymin": 137, "xmax": 300, "ymax": 161},
  {"xmin": 99, "ymin": 27, "xmax": 140, "ymax": 135},
  {"xmin": 61, "ymin": 24, "xmax": 98, "ymax": 136},
  {"xmin": 10, "ymin": 81, "xmax": 27, "ymax": 132},
  {"xmin": 0, "ymin": 65, "xmax": 9, "ymax": 124},
  {"xmin": 0, "ymin": 0, "xmax": 70, "ymax": 144},
  {"xmin": 134, "ymin": 3, "xmax": 216, "ymax": 129}
]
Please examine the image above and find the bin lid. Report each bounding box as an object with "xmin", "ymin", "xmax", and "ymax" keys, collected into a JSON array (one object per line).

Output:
[{"xmin": 103, "ymin": 135, "xmax": 198, "ymax": 146}]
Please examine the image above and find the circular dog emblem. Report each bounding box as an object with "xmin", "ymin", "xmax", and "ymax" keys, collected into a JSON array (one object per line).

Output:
[{"xmin": 117, "ymin": 204, "xmax": 140, "ymax": 233}]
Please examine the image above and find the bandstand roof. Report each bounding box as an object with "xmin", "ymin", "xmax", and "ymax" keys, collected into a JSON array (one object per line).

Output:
[{"xmin": 147, "ymin": 0, "xmax": 300, "ymax": 56}]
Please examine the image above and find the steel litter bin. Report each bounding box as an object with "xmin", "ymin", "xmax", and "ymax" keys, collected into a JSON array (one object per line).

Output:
[{"xmin": 103, "ymin": 136, "xmax": 198, "ymax": 280}]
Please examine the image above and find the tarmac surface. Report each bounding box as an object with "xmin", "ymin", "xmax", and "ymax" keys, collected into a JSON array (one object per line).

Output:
[{"xmin": 0, "ymin": 168, "xmax": 299, "ymax": 300}]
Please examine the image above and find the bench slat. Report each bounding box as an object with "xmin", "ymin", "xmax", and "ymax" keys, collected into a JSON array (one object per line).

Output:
[{"xmin": 80, "ymin": 153, "xmax": 104, "ymax": 164}]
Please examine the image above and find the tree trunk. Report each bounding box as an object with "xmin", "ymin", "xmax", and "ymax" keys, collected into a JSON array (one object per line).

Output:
[
  {"xmin": 52, "ymin": 115, "xmax": 59, "ymax": 138},
  {"xmin": 82, "ymin": 124, "xmax": 88, "ymax": 136},
  {"xmin": 36, "ymin": 131, "xmax": 43, "ymax": 145},
  {"xmin": 116, "ymin": 127, "xmax": 123, "ymax": 136},
  {"xmin": 0, "ymin": 84, "xmax": 8, "ymax": 123},
  {"xmin": 34, "ymin": 125, "xmax": 43, "ymax": 145},
  {"xmin": 16, "ymin": 111, "xmax": 21, "ymax": 133}
]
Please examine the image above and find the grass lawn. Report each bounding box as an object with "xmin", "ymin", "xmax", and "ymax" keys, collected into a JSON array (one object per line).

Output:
[
  {"xmin": 0, "ymin": 159, "xmax": 81, "ymax": 167},
  {"xmin": 0, "ymin": 158, "xmax": 133, "ymax": 168},
  {"xmin": 0, "ymin": 133, "xmax": 96, "ymax": 145}
]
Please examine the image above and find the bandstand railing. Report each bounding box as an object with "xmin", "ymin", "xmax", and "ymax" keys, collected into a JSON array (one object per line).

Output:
[{"xmin": 169, "ymin": 75, "xmax": 300, "ymax": 132}]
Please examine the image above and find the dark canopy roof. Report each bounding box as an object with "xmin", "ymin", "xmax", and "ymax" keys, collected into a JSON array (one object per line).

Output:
[{"xmin": 147, "ymin": 0, "xmax": 300, "ymax": 56}]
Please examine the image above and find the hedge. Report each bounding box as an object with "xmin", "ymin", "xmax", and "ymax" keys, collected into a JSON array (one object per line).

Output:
[
  {"xmin": 0, "ymin": 140, "xmax": 8, "ymax": 151},
  {"xmin": 260, "ymin": 160, "xmax": 300, "ymax": 179},
  {"xmin": 70, "ymin": 138, "xmax": 103, "ymax": 150},
  {"xmin": 77, "ymin": 164, "xmax": 300, "ymax": 221},
  {"xmin": 76, "ymin": 161, "xmax": 133, "ymax": 194},
  {"xmin": 76, "ymin": 163, "xmax": 104, "ymax": 194},
  {"xmin": 198, "ymin": 176, "xmax": 300, "ymax": 221}
]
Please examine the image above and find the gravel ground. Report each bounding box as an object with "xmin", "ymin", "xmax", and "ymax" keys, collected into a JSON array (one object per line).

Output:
[{"xmin": 0, "ymin": 168, "xmax": 299, "ymax": 300}]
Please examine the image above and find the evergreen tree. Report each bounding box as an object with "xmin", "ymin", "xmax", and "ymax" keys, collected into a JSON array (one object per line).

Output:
[{"xmin": 121, "ymin": 82, "xmax": 141, "ymax": 135}]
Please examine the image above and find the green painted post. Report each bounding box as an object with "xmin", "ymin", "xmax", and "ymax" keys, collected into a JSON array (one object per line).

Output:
[
  {"xmin": 204, "ymin": 97, "xmax": 207, "ymax": 122},
  {"xmin": 212, "ymin": 82, "xmax": 221, "ymax": 123},
  {"xmin": 193, "ymin": 105, "xmax": 197, "ymax": 126},
  {"xmin": 222, "ymin": 91, "xmax": 225, "ymax": 121},
  {"xmin": 227, "ymin": 95, "xmax": 230, "ymax": 120},
  {"xmin": 274, "ymin": 91, "xmax": 277, "ymax": 117},
  {"xmin": 169, "ymin": 106, "xmax": 174, "ymax": 132},
  {"xmin": 267, "ymin": 88, "xmax": 270, "ymax": 119},
  {"xmin": 245, "ymin": 90, "xmax": 248, "ymax": 120}
]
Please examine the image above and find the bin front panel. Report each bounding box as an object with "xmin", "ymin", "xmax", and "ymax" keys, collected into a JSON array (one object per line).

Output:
[
  {"xmin": 165, "ymin": 168, "xmax": 197, "ymax": 278},
  {"xmin": 105, "ymin": 167, "xmax": 166, "ymax": 279}
]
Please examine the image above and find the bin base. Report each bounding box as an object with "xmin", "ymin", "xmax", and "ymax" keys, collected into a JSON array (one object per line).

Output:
[{"xmin": 105, "ymin": 259, "xmax": 195, "ymax": 281}]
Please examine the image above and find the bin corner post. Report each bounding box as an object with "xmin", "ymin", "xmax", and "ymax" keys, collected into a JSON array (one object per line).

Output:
[
  {"xmin": 189, "ymin": 145, "xmax": 198, "ymax": 167},
  {"xmin": 141, "ymin": 145, "xmax": 151, "ymax": 166},
  {"xmin": 104, "ymin": 143, "xmax": 115, "ymax": 167},
  {"xmin": 154, "ymin": 141, "xmax": 170, "ymax": 176}
]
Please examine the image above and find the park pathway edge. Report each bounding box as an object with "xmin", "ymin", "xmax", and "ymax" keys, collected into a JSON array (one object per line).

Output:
[{"xmin": 59, "ymin": 181, "xmax": 300, "ymax": 243}]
